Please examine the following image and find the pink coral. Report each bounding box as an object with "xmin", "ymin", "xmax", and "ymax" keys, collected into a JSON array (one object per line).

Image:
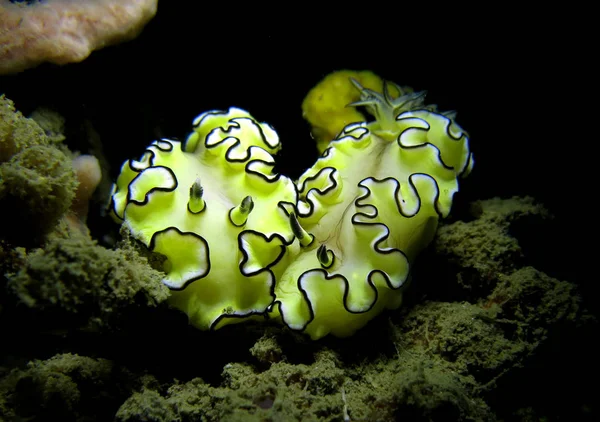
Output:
[
  {"xmin": 0, "ymin": 0, "xmax": 158, "ymax": 75},
  {"xmin": 71, "ymin": 154, "xmax": 101, "ymax": 220}
]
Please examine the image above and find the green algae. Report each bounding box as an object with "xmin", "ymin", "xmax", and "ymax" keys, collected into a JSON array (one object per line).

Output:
[
  {"xmin": 0, "ymin": 94, "xmax": 50, "ymax": 161},
  {"xmin": 432, "ymin": 196, "xmax": 550, "ymax": 297},
  {"xmin": 486, "ymin": 267, "xmax": 582, "ymax": 337},
  {"xmin": 5, "ymin": 225, "xmax": 169, "ymax": 331},
  {"xmin": 1, "ymin": 146, "xmax": 77, "ymax": 242},
  {"xmin": 0, "ymin": 94, "xmax": 168, "ymax": 333},
  {"xmin": 0, "ymin": 353, "xmax": 134, "ymax": 421},
  {"xmin": 398, "ymin": 301, "xmax": 529, "ymax": 380},
  {"xmin": 114, "ymin": 340, "xmax": 493, "ymax": 421},
  {"xmin": 0, "ymin": 95, "xmax": 78, "ymax": 244},
  {"xmin": 29, "ymin": 107, "xmax": 68, "ymax": 146}
]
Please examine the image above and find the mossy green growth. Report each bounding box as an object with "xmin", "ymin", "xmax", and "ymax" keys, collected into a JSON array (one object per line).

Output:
[
  {"xmin": 0, "ymin": 95, "xmax": 78, "ymax": 244},
  {"xmin": 0, "ymin": 353, "xmax": 129, "ymax": 421},
  {"xmin": 0, "ymin": 146, "xmax": 77, "ymax": 242},
  {"xmin": 0, "ymin": 95, "xmax": 49, "ymax": 161},
  {"xmin": 6, "ymin": 226, "xmax": 169, "ymax": 330}
]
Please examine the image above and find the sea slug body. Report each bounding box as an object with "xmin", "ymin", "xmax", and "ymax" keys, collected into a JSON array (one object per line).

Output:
[
  {"xmin": 109, "ymin": 73, "xmax": 474, "ymax": 340},
  {"xmin": 109, "ymin": 108, "xmax": 300, "ymax": 330},
  {"xmin": 271, "ymin": 78, "xmax": 474, "ymax": 339}
]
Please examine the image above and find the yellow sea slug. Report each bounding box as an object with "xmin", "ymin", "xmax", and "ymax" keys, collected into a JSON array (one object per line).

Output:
[
  {"xmin": 109, "ymin": 72, "xmax": 474, "ymax": 340},
  {"xmin": 109, "ymin": 108, "xmax": 300, "ymax": 330},
  {"xmin": 272, "ymin": 78, "xmax": 474, "ymax": 339}
]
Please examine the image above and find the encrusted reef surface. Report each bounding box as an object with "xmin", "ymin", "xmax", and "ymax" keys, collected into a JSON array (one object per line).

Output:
[{"xmin": 0, "ymin": 94, "xmax": 595, "ymax": 421}]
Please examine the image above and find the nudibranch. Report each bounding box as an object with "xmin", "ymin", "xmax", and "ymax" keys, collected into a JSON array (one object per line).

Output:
[
  {"xmin": 271, "ymin": 78, "xmax": 474, "ymax": 339},
  {"xmin": 301, "ymin": 69, "xmax": 403, "ymax": 154},
  {"xmin": 109, "ymin": 108, "xmax": 299, "ymax": 330},
  {"xmin": 109, "ymin": 72, "xmax": 474, "ymax": 340}
]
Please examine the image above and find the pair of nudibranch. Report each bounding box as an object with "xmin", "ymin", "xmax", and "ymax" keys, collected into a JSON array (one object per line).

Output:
[{"xmin": 109, "ymin": 71, "xmax": 474, "ymax": 339}]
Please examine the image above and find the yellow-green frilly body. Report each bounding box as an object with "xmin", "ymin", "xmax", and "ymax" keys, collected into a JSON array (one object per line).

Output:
[
  {"xmin": 109, "ymin": 71, "xmax": 474, "ymax": 339},
  {"xmin": 272, "ymin": 77, "xmax": 473, "ymax": 339},
  {"xmin": 109, "ymin": 108, "xmax": 299, "ymax": 330}
]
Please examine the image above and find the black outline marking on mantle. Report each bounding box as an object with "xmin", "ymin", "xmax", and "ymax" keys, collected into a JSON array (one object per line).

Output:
[
  {"xmin": 355, "ymin": 174, "xmax": 443, "ymax": 220},
  {"xmin": 397, "ymin": 109, "xmax": 468, "ymax": 141},
  {"xmin": 458, "ymin": 151, "xmax": 474, "ymax": 179},
  {"xmin": 152, "ymin": 139, "xmax": 175, "ymax": 152},
  {"xmin": 396, "ymin": 110, "xmax": 472, "ymax": 174},
  {"xmin": 126, "ymin": 165, "xmax": 178, "ymax": 207},
  {"xmin": 108, "ymin": 151, "xmax": 150, "ymax": 219},
  {"xmin": 129, "ymin": 148, "xmax": 157, "ymax": 172},
  {"xmin": 148, "ymin": 226, "xmax": 210, "ymax": 290},
  {"xmin": 202, "ymin": 116, "xmax": 279, "ymax": 153},
  {"xmin": 237, "ymin": 230, "xmax": 291, "ymax": 277},
  {"xmin": 296, "ymin": 166, "xmax": 340, "ymax": 218},
  {"xmin": 208, "ymin": 229, "xmax": 297, "ymax": 330},
  {"xmin": 275, "ymin": 179, "xmax": 414, "ymax": 333},
  {"xmin": 394, "ymin": 117, "xmax": 455, "ymax": 172},
  {"xmin": 192, "ymin": 109, "xmax": 227, "ymax": 128}
]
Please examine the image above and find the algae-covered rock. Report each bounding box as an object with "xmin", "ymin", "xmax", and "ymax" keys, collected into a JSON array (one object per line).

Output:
[
  {"xmin": 0, "ymin": 95, "xmax": 49, "ymax": 161},
  {"xmin": 0, "ymin": 145, "xmax": 77, "ymax": 242},
  {"xmin": 5, "ymin": 227, "xmax": 169, "ymax": 331},
  {"xmin": 116, "ymin": 388, "xmax": 179, "ymax": 422},
  {"xmin": 115, "ymin": 350, "xmax": 349, "ymax": 422},
  {"xmin": 0, "ymin": 95, "xmax": 78, "ymax": 244},
  {"xmin": 30, "ymin": 107, "xmax": 67, "ymax": 146},
  {"xmin": 399, "ymin": 301, "xmax": 529, "ymax": 381},
  {"xmin": 113, "ymin": 344, "xmax": 495, "ymax": 421},
  {"xmin": 432, "ymin": 196, "xmax": 550, "ymax": 298},
  {"xmin": 485, "ymin": 266, "xmax": 582, "ymax": 339},
  {"xmin": 0, "ymin": 94, "xmax": 171, "ymax": 339},
  {"xmin": 0, "ymin": 353, "xmax": 131, "ymax": 422},
  {"xmin": 249, "ymin": 333, "xmax": 284, "ymax": 365}
]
